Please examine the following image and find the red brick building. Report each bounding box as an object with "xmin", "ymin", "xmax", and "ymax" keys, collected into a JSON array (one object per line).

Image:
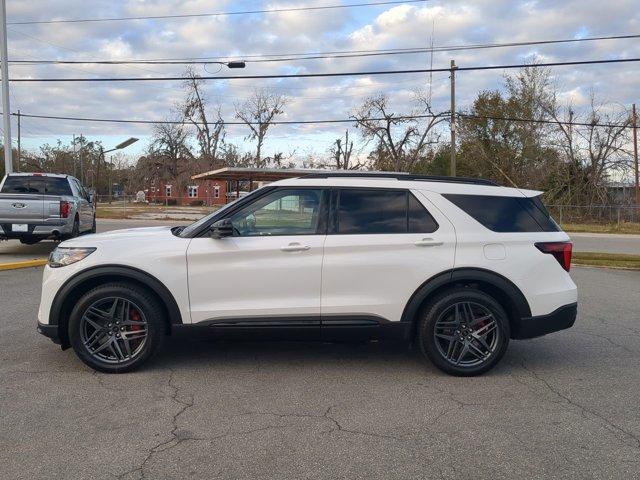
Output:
[{"xmin": 146, "ymin": 178, "xmax": 228, "ymax": 206}]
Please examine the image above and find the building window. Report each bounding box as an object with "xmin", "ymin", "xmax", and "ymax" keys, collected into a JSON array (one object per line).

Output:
[
  {"xmin": 165, "ymin": 185, "xmax": 172, "ymax": 197},
  {"xmin": 188, "ymin": 186, "xmax": 198, "ymax": 198},
  {"xmin": 213, "ymin": 185, "xmax": 220, "ymax": 199}
]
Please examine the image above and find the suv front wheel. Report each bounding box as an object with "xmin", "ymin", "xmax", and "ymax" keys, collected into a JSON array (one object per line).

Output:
[
  {"xmin": 418, "ymin": 288, "xmax": 510, "ymax": 376},
  {"xmin": 68, "ymin": 283, "xmax": 165, "ymax": 373}
]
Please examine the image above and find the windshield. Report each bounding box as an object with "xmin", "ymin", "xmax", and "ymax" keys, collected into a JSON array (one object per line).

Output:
[{"xmin": 177, "ymin": 189, "xmax": 264, "ymax": 238}]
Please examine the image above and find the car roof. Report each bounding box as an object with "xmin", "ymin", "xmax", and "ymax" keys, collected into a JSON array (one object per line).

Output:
[
  {"xmin": 6, "ymin": 172, "xmax": 70, "ymax": 179},
  {"xmin": 273, "ymin": 176, "xmax": 542, "ymax": 198}
]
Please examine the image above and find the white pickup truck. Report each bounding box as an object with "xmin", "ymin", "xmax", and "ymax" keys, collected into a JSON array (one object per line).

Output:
[{"xmin": 0, "ymin": 173, "xmax": 96, "ymax": 244}]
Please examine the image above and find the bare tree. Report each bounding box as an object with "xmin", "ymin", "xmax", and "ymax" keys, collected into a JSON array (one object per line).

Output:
[
  {"xmin": 235, "ymin": 89, "xmax": 287, "ymax": 167},
  {"xmin": 352, "ymin": 92, "xmax": 446, "ymax": 172},
  {"xmin": 548, "ymin": 96, "xmax": 631, "ymax": 204},
  {"xmin": 147, "ymin": 121, "xmax": 194, "ymax": 198},
  {"xmin": 328, "ymin": 130, "xmax": 364, "ymax": 170},
  {"xmin": 181, "ymin": 68, "xmax": 225, "ymax": 168}
]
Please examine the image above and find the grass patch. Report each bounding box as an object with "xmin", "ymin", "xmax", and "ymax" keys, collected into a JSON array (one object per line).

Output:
[
  {"xmin": 572, "ymin": 252, "xmax": 640, "ymax": 270},
  {"xmin": 96, "ymin": 203, "xmax": 216, "ymax": 220},
  {"xmin": 563, "ymin": 222, "xmax": 640, "ymax": 234}
]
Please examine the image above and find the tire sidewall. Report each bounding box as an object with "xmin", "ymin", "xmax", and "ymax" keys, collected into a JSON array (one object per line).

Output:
[
  {"xmin": 68, "ymin": 284, "xmax": 165, "ymax": 373},
  {"xmin": 419, "ymin": 289, "xmax": 510, "ymax": 376}
]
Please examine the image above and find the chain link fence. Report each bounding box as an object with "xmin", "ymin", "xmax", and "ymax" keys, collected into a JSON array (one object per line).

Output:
[{"xmin": 547, "ymin": 205, "xmax": 640, "ymax": 226}]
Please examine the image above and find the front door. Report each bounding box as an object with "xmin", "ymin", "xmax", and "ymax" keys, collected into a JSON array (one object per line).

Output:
[{"xmin": 186, "ymin": 187, "xmax": 328, "ymax": 336}]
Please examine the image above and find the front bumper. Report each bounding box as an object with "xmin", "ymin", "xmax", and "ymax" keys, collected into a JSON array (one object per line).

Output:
[
  {"xmin": 37, "ymin": 321, "xmax": 61, "ymax": 345},
  {"xmin": 511, "ymin": 303, "xmax": 577, "ymax": 339}
]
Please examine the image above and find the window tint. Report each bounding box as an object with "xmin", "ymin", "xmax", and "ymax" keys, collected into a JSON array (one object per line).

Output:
[
  {"xmin": 229, "ymin": 188, "xmax": 325, "ymax": 236},
  {"xmin": 0, "ymin": 176, "xmax": 45, "ymax": 194},
  {"xmin": 409, "ymin": 193, "xmax": 439, "ymax": 233},
  {"xmin": 443, "ymin": 194, "xmax": 560, "ymax": 232},
  {"xmin": 338, "ymin": 189, "xmax": 407, "ymax": 234},
  {"xmin": 45, "ymin": 177, "xmax": 73, "ymax": 196}
]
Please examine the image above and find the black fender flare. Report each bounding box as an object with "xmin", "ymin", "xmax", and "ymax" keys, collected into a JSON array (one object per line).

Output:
[
  {"xmin": 400, "ymin": 267, "xmax": 531, "ymax": 338},
  {"xmin": 49, "ymin": 265, "xmax": 184, "ymax": 328}
]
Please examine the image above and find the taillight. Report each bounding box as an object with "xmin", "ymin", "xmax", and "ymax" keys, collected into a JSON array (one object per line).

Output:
[
  {"xmin": 535, "ymin": 241, "xmax": 572, "ymax": 272},
  {"xmin": 60, "ymin": 201, "xmax": 70, "ymax": 218}
]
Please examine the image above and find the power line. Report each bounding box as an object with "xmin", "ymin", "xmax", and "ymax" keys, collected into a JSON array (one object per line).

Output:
[
  {"xmin": 9, "ymin": 57, "xmax": 640, "ymax": 82},
  {"xmin": 6, "ymin": 111, "xmax": 632, "ymax": 129},
  {"xmin": 7, "ymin": 0, "xmax": 430, "ymax": 25},
  {"xmin": 10, "ymin": 34, "xmax": 640, "ymax": 65}
]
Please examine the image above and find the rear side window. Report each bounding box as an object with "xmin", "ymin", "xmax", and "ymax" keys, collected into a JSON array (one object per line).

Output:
[
  {"xmin": 443, "ymin": 194, "xmax": 559, "ymax": 232},
  {"xmin": 409, "ymin": 193, "xmax": 439, "ymax": 233},
  {"xmin": 336, "ymin": 189, "xmax": 439, "ymax": 234},
  {"xmin": 45, "ymin": 178, "xmax": 73, "ymax": 196},
  {"xmin": 0, "ymin": 176, "xmax": 45, "ymax": 194}
]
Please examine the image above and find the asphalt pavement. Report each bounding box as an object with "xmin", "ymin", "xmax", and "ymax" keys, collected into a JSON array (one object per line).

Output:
[
  {"xmin": 1, "ymin": 218, "xmax": 638, "ymax": 265},
  {"xmin": 0, "ymin": 266, "xmax": 639, "ymax": 479}
]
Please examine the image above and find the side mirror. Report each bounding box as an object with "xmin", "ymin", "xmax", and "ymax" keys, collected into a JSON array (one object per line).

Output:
[
  {"xmin": 209, "ymin": 219, "xmax": 234, "ymax": 239},
  {"xmin": 88, "ymin": 193, "xmax": 95, "ymax": 204}
]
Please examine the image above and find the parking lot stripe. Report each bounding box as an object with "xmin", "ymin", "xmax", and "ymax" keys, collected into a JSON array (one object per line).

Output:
[{"xmin": 0, "ymin": 259, "xmax": 48, "ymax": 271}]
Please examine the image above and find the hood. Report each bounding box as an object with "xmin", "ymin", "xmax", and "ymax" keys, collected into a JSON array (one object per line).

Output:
[{"xmin": 60, "ymin": 226, "xmax": 175, "ymax": 247}]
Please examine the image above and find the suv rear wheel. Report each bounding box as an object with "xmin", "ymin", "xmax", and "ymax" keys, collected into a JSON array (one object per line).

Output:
[
  {"xmin": 68, "ymin": 283, "xmax": 165, "ymax": 373},
  {"xmin": 418, "ymin": 288, "xmax": 510, "ymax": 376}
]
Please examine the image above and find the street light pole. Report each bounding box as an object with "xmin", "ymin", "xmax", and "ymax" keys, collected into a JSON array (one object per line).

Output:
[
  {"xmin": 0, "ymin": 0, "xmax": 12, "ymax": 174},
  {"xmin": 449, "ymin": 59, "xmax": 458, "ymax": 177}
]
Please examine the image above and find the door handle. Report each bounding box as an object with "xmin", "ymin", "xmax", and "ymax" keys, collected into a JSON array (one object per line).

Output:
[
  {"xmin": 281, "ymin": 243, "xmax": 311, "ymax": 252},
  {"xmin": 415, "ymin": 238, "xmax": 443, "ymax": 247}
]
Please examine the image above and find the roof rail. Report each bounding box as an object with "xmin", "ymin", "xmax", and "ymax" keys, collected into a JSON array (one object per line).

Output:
[{"xmin": 302, "ymin": 171, "xmax": 498, "ymax": 186}]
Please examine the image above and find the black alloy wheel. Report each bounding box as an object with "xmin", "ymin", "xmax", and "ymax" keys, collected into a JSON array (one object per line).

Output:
[
  {"xmin": 419, "ymin": 288, "xmax": 510, "ymax": 376},
  {"xmin": 69, "ymin": 283, "xmax": 165, "ymax": 373}
]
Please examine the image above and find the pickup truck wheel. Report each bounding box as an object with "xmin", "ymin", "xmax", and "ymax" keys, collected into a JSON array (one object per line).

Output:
[
  {"xmin": 67, "ymin": 216, "xmax": 80, "ymax": 239},
  {"xmin": 418, "ymin": 288, "xmax": 510, "ymax": 377},
  {"xmin": 19, "ymin": 238, "xmax": 41, "ymax": 245},
  {"xmin": 90, "ymin": 216, "xmax": 97, "ymax": 233},
  {"xmin": 68, "ymin": 283, "xmax": 165, "ymax": 373}
]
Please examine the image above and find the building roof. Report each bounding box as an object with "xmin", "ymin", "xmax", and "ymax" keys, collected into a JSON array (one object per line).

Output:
[{"xmin": 191, "ymin": 167, "xmax": 324, "ymax": 182}]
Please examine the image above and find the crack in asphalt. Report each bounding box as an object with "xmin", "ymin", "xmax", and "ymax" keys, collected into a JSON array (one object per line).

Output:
[
  {"xmin": 517, "ymin": 361, "xmax": 640, "ymax": 451},
  {"xmin": 576, "ymin": 330, "xmax": 638, "ymax": 355},
  {"xmin": 235, "ymin": 405, "xmax": 402, "ymax": 441},
  {"xmin": 116, "ymin": 369, "xmax": 197, "ymax": 480}
]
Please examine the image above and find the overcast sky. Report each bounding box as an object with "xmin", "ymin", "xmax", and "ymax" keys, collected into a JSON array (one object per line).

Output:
[{"xmin": 5, "ymin": 0, "xmax": 640, "ymax": 162}]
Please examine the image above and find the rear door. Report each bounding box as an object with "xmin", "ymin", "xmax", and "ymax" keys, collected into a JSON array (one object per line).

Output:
[
  {"xmin": 321, "ymin": 188, "xmax": 456, "ymax": 335},
  {"xmin": 68, "ymin": 178, "xmax": 93, "ymax": 230}
]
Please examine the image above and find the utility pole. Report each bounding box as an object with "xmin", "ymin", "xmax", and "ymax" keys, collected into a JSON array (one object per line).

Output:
[
  {"xmin": 16, "ymin": 109, "xmax": 20, "ymax": 172},
  {"xmin": 0, "ymin": 0, "xmax": 12, "ymax": 174},
  {"xmin": 633, "ymin": 103, "xmax": 639, "ymax": 205},
  {"xmin": 72, "ymin": 134, "xmax": 76, "ymax": 177},
  {"xmin": 450, "ymin": 59, "xmax": 457, "ymax": 177}
]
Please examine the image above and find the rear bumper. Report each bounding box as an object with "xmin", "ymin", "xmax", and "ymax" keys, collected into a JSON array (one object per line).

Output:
[
  {"xmin": 37, "ymin": 321, "xmax": 61, "ymax": 345},
  {"xmin": 511, "ymin": 303, "xmax": 577, "ymax": 339},
  {"xmin": 1, "ymin": 221, "xmax": 72, "ymax": 239}
]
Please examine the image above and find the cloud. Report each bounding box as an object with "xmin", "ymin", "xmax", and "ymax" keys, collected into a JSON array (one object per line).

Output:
[{"xmin": 6, "ymin": 0, "xmax": 640, "ymax": 159}]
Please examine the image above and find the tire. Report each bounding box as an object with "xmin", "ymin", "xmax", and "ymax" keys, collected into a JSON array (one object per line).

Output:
[
  {"xmin": 65, "ymin": 216, "xmax": 80, "ymax": 240},
  {"xmin": 19, "ymin": 237, "xmax": 42, "ymax": 245},
  {"xmin": 90, "ymin": 215, "xmax": 97, "ymax": 233},
  {"xmin": 68, "ymin": 283, "xmax": 166, "ymax": 373},
  {"xmin": 418, "ymin": 288, "xmax": 510, "ymax": 376}
]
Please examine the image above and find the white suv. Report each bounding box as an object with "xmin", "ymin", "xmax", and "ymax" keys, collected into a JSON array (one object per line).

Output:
[{"xmin": 37, "ymin": 173, "xmax": 577, "ymax": 376}]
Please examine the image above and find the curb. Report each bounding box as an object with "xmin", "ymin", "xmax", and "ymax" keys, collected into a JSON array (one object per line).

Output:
[{"xmin": 0, "ymin": 259, "xmax": 48, "ymax": 271}]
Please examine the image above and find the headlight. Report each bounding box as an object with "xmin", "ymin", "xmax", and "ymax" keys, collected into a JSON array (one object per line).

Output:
[{"xmin": 48, "ymin": 247, "xmax": 96, "ymax": 268}]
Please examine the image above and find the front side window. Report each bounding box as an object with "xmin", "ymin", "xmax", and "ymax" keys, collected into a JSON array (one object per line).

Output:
[
  {"xmin": 229, "ymin": 188, "xmax": 325, "ymax": 236},
  {"xmin": 336, "ymin": 189, "xmax": 438, "ymax": 234}
]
